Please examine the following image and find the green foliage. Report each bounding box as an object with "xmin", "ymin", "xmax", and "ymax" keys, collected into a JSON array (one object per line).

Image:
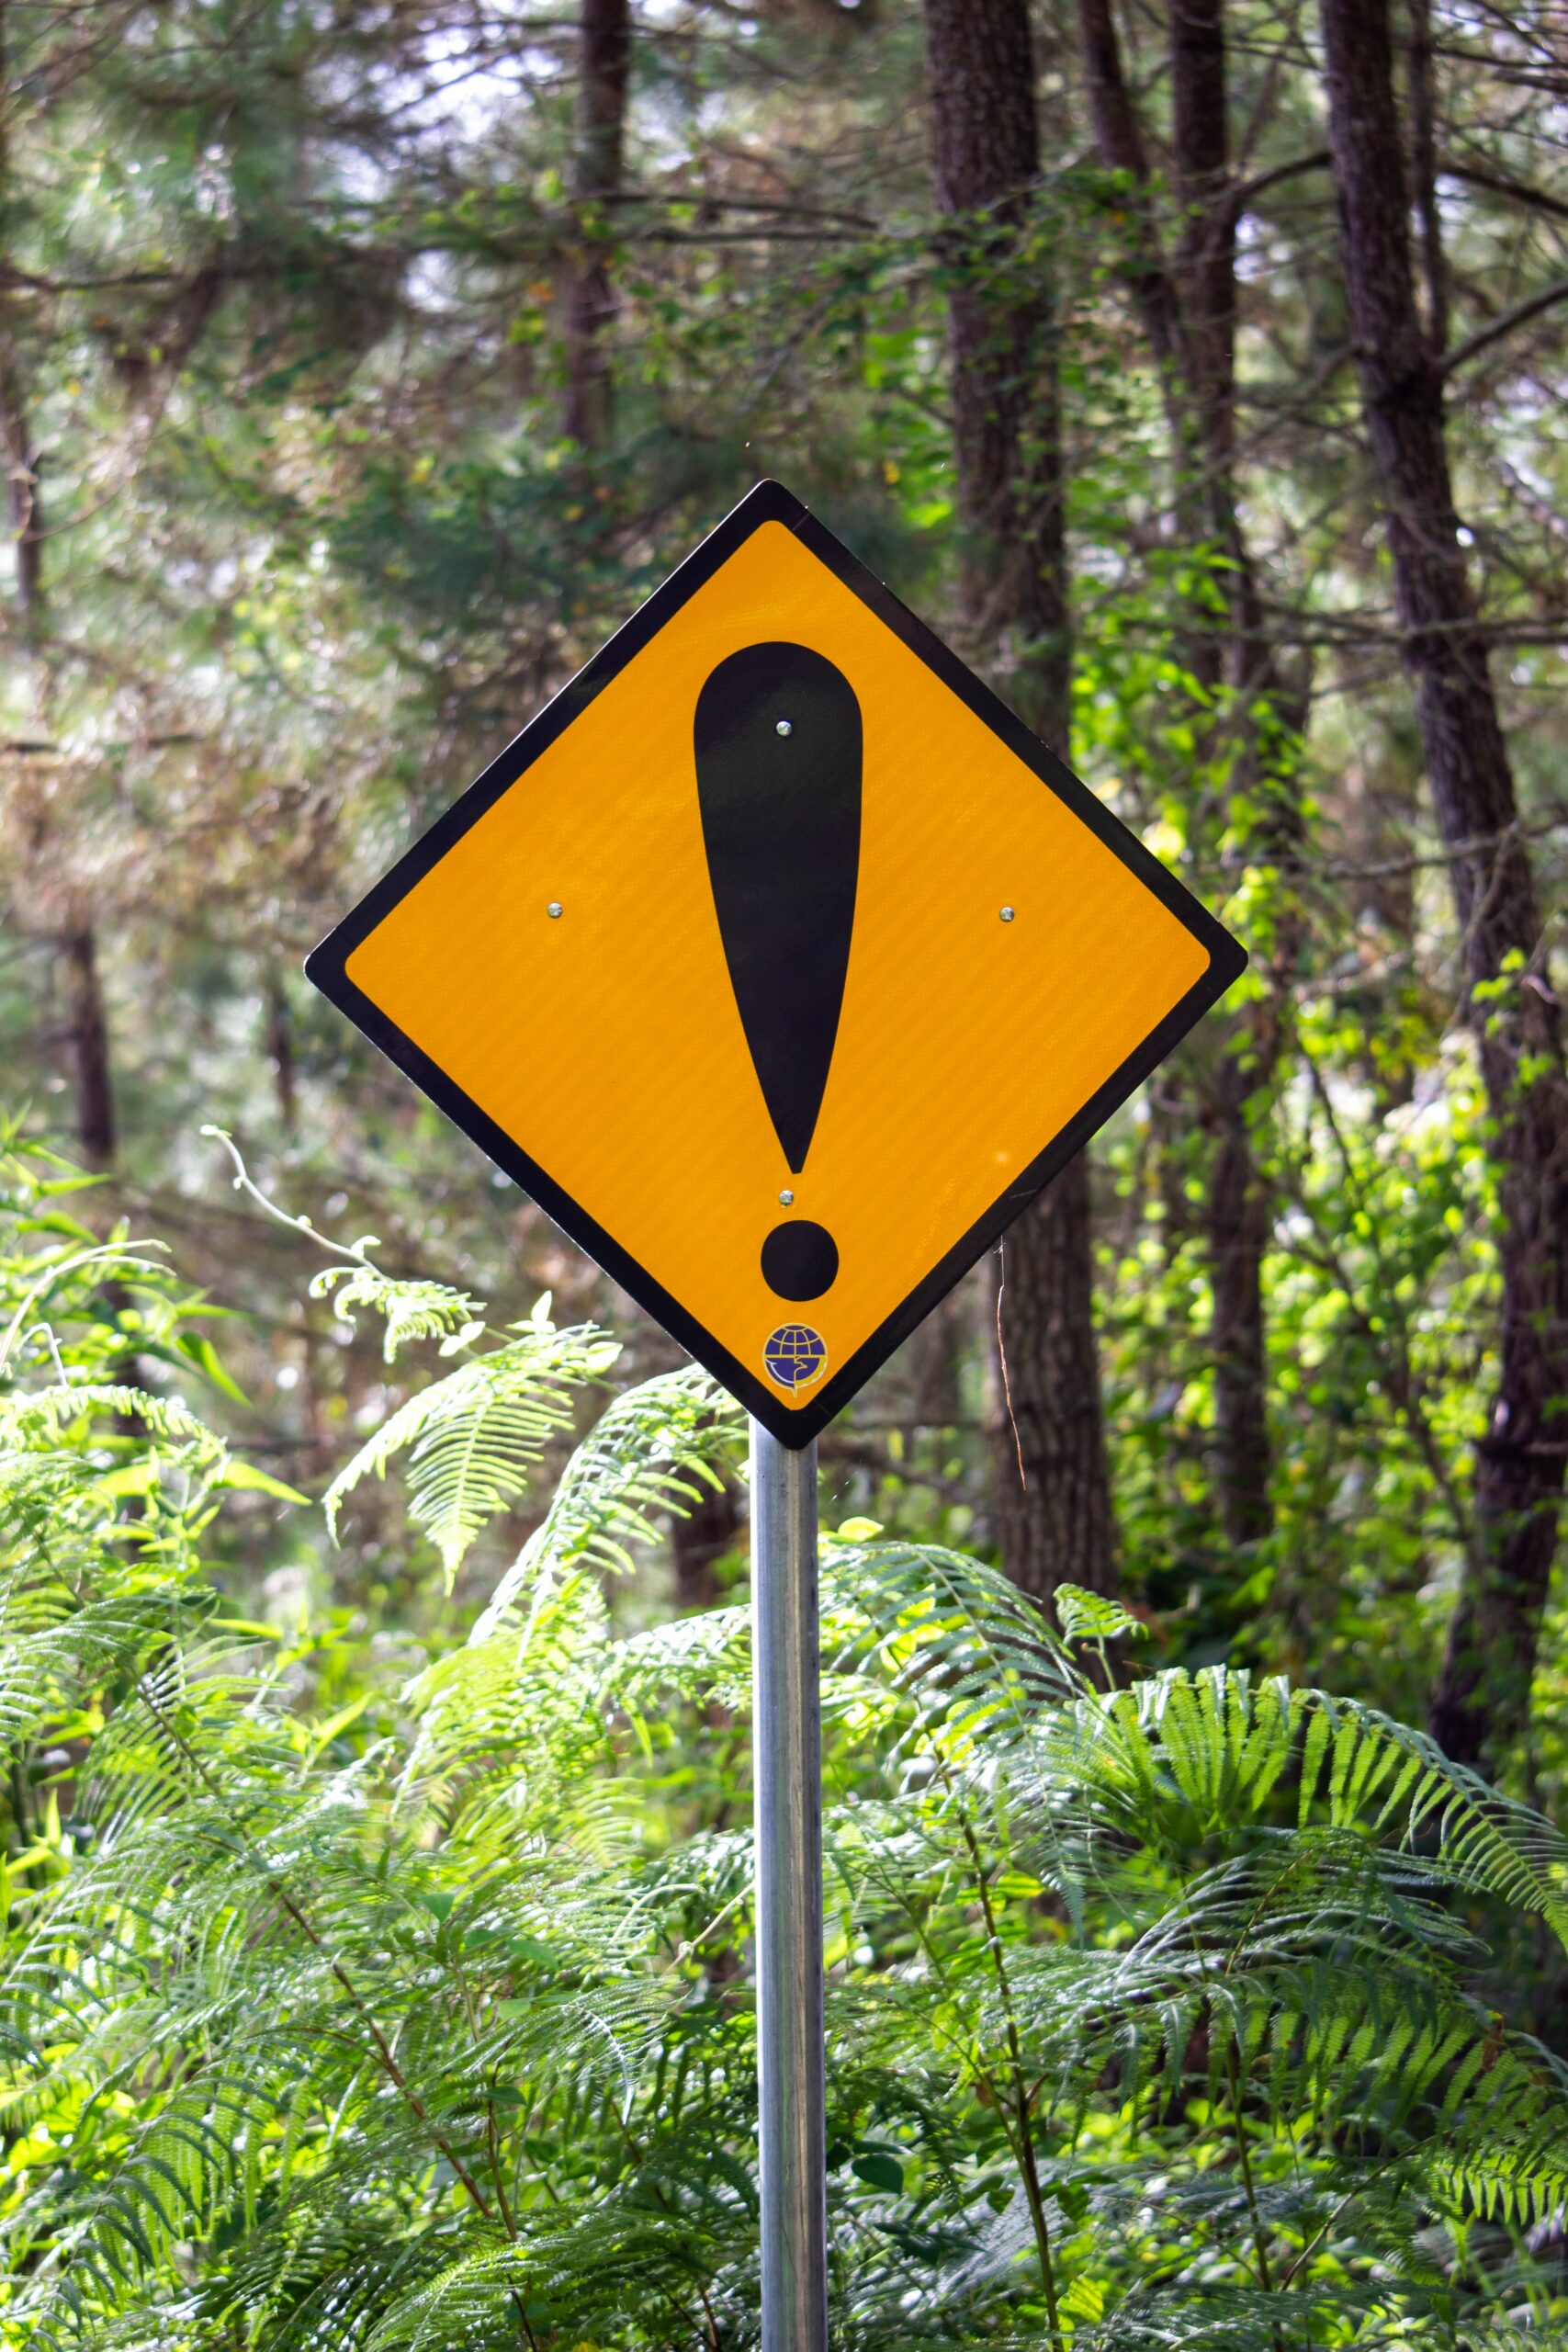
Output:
[
  {"xmin": 3, "ymin": 1168, "xmax": 1568, "ymax": 2349},
  {"xmin": 321, "ymin": 1302, "xmax": 622, "ymax": 1586},
  {"xmin": 0, "ymin": 0, "xmax": 1560, "ymax": 1782},
  {"xmin": 0, "ymin": 0, "xmax": 1565, "ymax": 2335}
]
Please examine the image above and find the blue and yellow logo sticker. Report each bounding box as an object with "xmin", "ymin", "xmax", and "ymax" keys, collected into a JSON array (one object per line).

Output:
[{"xmin": 764, "ymin": 1326, "xmax": 828, "ymax": 1390}]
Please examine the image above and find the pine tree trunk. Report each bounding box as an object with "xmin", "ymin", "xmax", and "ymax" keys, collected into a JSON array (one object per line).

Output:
[
  {"xmin": 1404, "ymin": 0, "xmax": 1447, "ymax": 355},
  {"xmin": 1209, "ymin": 1055, "xmax": 1271, "ymax": 1538},
  {"xmin": 0, "ymin": 0, "xmax": 100, "ymax": 1168},
  {"xmin": 265, "ymin": 968, "xmax": 299, "ymax": 1138},
  {"xmin": 1320, "ymin": 0, "xmax": 1568, "ymax": 1769},
  {"xmin": 1170, "ymin": 0, "xmax": 1275, "ymax": 1550},
  {"xmin": 1073, "ymin": 0, "xmax": 1186, "ymax": 397},
  {"xmin": 63, "ymin": 924, "xmax": 115, "ymax": 1169},
  {"xmin": 0, "ymin": 0, "xmax": 37, "ymax": 635},
  {"xmin": 563, "ymin": 0, "xmax": 630, "ymax": 451},
  {"xmin": 920, "ymin": 0, "xmax": 1117, "ymax": 1608},
  {"xmin": 1171, "ymin": 0, "xmax": 1233, "ymax": 490},
  {"xmin": 0, "ymin": 343, "xmax": 39, "ymax": 630},
  {"xmin": 992, "ymin": 1154, "xmax": 1118, "ymax": 1600},
  {"xmin": 1076, "ymin": 0, "xmax": 1299, "ymax": 1552}
]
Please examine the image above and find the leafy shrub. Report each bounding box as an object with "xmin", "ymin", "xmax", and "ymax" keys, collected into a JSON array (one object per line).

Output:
[{"xmin": 2, "ymin": 1128, "xmax": 1567, "ymax": 2348}]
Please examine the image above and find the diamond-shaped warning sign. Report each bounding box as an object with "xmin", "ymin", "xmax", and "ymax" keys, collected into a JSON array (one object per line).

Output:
[{"xmin": 306, "ymin": 481, "xmax": 1245, "ymax": 1445}]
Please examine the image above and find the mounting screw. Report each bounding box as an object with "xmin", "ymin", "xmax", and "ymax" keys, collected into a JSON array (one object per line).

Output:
[
  {"xmin": 547, "ymin": 902, "xmax": 563, "ymax": 919},
  {"xmin": 999, "ymin": 905, "xmax": 1015, "ymax": 922},
  {"xmin": 779, "ymin": 1190, "xmax": 795, "ymax": 1205},
  {"xmin": 775, "ymin": 719, "xmax": 793, "ymax": 737}
]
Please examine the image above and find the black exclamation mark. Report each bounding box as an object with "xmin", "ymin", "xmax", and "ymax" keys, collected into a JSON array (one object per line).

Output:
[{"xmin": 695, "ymin": 641, "xmax": 861, "ymax": 1302}]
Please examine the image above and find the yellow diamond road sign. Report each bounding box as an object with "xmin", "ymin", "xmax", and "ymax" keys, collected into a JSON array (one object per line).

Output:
[{"xmin": 307, "ymin": 481, "xmax": 1245, "ymax": 1445}]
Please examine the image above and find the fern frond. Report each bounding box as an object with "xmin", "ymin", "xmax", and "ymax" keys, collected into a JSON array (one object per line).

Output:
[
  {"xmin": 984, "ymin": 1665, "xmax": 1568, "ymax": 1944},
  {"xmin": 611, "ymin": 1601, "xmax": 755, "ymax": 1718},
  {"xmin": 0, "ymin": 1383, "xmax": 225, "ymax": 1470},
  {"xmin": 474, "ymin": 1363, "xmax": 741, "ymax": 1635},
  {"xmin": 1055, "ymin": 1581, "xmax": 1146, "ymax": 1646},
  {"xmin": 323, "ymin": 1310, "xmax": 619, "ymax": 1582},
  {"xmin": 307, "ymin": 1259, "xmax": 487, "ymax": 1363}
]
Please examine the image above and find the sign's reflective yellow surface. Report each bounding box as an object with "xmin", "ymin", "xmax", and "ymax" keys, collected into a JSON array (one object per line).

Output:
[{"xmin": 308, "ymin": 483, "xmax": 1244, "ymax": 1444}]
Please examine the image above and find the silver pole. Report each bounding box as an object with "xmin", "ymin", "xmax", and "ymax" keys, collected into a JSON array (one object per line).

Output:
[{"xmin": 750, "ymin": 1419, "xmax": 829, "ymax": 2352}]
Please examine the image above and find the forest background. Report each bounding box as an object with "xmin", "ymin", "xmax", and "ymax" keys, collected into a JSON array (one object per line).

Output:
[{"xmin": 5, "ymin": 0, "xmax": 1568, "ymax": 2343}]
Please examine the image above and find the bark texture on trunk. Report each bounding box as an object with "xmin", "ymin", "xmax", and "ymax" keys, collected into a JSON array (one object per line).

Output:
[
  {"xmin": 924, "ymin": 0, "xmax": 1068, "ymax": 721},
  {"xmin": 1404, "ymin": 0, "xmax": 1447, "ymax": 356},
  {"xmin": 1075, "ymin": 0, "xmax": 1301, "ymax": 1552},
  {"xmin": 1208, "ymin": 1056, "xmax": 1272, "ymax": 1535},
  {"xmin": 0, "ymin": 349, "xmax": 39, "ymax": 630},
  {"xmin": 1074, "ymin": 0, "xmax": 1185, "ymax": 393},
  {"xmin": 1, "ymin": 10, "xmax": 120, "ymax": 1187},
  {"xmin": 64, "ymin": 924, "xmax": 115, "ymax": 1169},
  {"xmin": 563, "ymin": 0, "xmax": 630, "ymax": 451},
  {"xmin": 265, "ymin": 968, "xmax": 298, "ymax": 1137},
  {"xmin": 992, "ymin": 1155, "xmax": 1118, "ymax": 1601},
  {"xmin": 0, "ymin": 0, "xmax": 38, "ymax": 635},
  {"xmin": 1171, "ymin": 0, "xmax": 1234, "ymax": 492},
  {"xmin": 922, "ymin": 0, "xmax": 1117, "ymax": 1607},
  {"xmin": 1168, "ymin": 0, "xmax": 1283, "ymax": 1551},
  {"xmin": 1320, "ymin": 0, "xmax": 1568, "ymax": 1768}
]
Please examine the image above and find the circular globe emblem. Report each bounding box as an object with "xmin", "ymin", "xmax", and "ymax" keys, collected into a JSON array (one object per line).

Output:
[{"xmin": 763, "ymin": 1325, "xmax": 828, "ymax": 1391}]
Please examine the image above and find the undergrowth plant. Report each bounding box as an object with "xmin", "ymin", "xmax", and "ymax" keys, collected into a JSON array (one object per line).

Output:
[{"xmin": 1, "ymin": 1127, "xmax": 1567, "ymax": 2347}]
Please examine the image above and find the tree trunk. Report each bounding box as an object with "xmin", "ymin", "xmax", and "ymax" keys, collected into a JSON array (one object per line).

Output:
[
  {"xmin": 0, "ymin": 340, "xmax": 39, "ymax": 630},
  {"xmin": 1208, "ymin": 1055, "xmax": 1272, "ymax": 1536},
  {"xmin": 562, "ymin": 0, "xmax": 630, "ymax": 451},
  {"xmin": 0, "ymin": 0, "xmax": 103, "ymax": 1170},
  {"xmin": 1171, "ymin": 0, "xmax": 1234, "ymax": 496},
  {"xmin": 1075, "ymin": 0, "xmax": 1299, "ymax": 1552},
  {"xmin": 1169, "ymin": 0, "xmax": 1279, "ymax": 1550},
  {"xmin": 1320, "ymin": 0, "xmax": 1568, "ymax": 1770},
  {"xmin": 921, "ymin": 0, "xmax": 1117, "ymax": 1608},
  {"xmin": 265, "ymin": 967, "xmax": 299, "ymax": 1137},
  {"xmin": 1073, "ymin": 0, "xmax": 1186, "ymax": 398},
  {"xmin": 63, "ymin": 924, "xmax": 115, "ymax": 1169},
  {"xmin": 0, "ymin": 0, "xmax": 38, "ymax": 636},
  {"xmin": 1404, "ymin": 0, "xmax": 1447, "ymax": 356},
  {"xmin": 992, "ymin": 1156, "xmax": 1119, "ymax": 1601}
]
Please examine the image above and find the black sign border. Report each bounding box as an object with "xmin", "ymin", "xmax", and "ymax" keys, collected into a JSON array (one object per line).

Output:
[{"xmin": 306, "ymin": 479, "xmax": 1247, "ymax": 1448}]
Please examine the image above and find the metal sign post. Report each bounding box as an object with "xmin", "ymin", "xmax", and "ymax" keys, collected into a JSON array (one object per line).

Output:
[{"xmin": 750, "ymin": 1419, "xmax": 829, "ymax": 2352}]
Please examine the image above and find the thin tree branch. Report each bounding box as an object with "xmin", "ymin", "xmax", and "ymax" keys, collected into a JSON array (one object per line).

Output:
[
  {"xmin": 1441, "ymin": 156, "xmax": 1568, "ymax": 226},
  {"xmin": 1438, "ymin": 273, "xmax": 1568, "ymax": 378},
  {"xmin": 1223, "ymin": 146, "xmax": 1330, "ymax": 223}
]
